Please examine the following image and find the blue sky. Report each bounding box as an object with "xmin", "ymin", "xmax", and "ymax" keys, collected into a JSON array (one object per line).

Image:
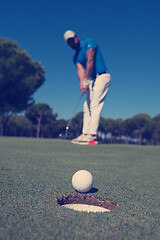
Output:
[{"xmin": 1, "ymin": 0, "xmax": 160, "ymax": 120}]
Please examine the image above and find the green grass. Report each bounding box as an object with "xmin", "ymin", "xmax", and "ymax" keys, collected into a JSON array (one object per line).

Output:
[{"xmin": 0, "ymin": 137, "xmax": 160, "ymax": 240}]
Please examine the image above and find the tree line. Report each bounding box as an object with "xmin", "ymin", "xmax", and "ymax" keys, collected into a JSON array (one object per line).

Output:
[
  {"xmin": 0, "ymin": 38, "xmax": 160, "ymax": 145},
  {"xmin": 0, "ymin": 104, "xmax": 160, "ymax": 145}
]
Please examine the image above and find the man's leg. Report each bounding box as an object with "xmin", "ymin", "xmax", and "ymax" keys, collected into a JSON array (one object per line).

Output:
[
  {"xmin": 82, "ymin": 82, "xmax": 93, "ymax": 134},
  {"xmin": 89, "ymin": 73, "xmax": 111, "ymax": 135}
]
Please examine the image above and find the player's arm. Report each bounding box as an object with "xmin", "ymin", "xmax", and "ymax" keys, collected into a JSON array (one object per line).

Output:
[
  {"xmin": 85, "ymin": 48, "xmax": 96, "ymax": 79},
  {"xmin": 76, "ymin": 63, "xmax": 88, "ymax": 94}
]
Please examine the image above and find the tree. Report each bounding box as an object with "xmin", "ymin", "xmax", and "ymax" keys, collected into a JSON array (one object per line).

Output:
[
  {"xmin": 130, "ymin": 114, "xmax": 152, "ymax": 145},
  {"xmin": 25, "ymin": 103, "xmax": 57, "ymax": 138},
  {"xmin": 152, "ymin": 114, "xmax": 160, "ymax": 145},
  {"xmin": 6, "ymin": 115, "xmax": 32, "ymax": 137},
  {"xmin": 70, "ymin": 112, "xmax": 83, "ymax": 138},
  {"xmin": 112, "ymin": 119, "xmax": 124, "ymax": 138},
  {"xmin": 0, "ymin": 38, "xmax": 45, "ymax": 135},
  {"xmin": 99, "ymin": 117, "xmax": 116, "ymax": 142},
  {"xmin": 100, "ymin": 118, "xmax": 115, "ymax": 134}
]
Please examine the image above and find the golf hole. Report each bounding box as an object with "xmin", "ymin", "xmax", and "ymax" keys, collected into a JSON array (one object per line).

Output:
[{"xmin": 56, "ymin": 194, "xmax": 117, "ymax": 213}]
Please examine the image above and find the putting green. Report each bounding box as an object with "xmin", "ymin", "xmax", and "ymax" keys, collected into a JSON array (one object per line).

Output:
[{"xmin": 1, "ymin": 137, "xmax": 160, "ymax": 240}]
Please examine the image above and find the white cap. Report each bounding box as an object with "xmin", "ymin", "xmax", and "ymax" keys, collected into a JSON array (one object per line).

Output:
[{"xmin": 64, "ymin": 30, "xmax": 76, "ymax": 42}]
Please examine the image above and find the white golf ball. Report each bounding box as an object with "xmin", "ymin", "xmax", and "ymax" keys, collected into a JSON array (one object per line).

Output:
[{"xmin": 72, "ymin": 170, "xmax": 94, "ymax": 193}]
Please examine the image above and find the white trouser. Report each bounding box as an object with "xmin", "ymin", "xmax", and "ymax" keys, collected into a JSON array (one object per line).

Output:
[{"xmin": 82, "ymin": 73, "xmax": 111, "ymax": 135}]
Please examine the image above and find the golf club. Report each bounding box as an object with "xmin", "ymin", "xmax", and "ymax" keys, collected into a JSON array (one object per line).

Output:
[{"xmin": 65, "ymin": 94, "xmax": 83, "ymax": 138}]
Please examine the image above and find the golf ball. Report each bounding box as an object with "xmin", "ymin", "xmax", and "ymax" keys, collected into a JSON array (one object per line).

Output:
[{"xmin": 72, "ymin": 170, "xmax": 94, "ymax": 193}]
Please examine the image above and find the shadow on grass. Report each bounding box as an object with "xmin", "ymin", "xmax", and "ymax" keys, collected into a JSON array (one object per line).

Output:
[
  {"xmin": 88, "ymin": 187, "xmax": 98, "ymax": 193},
  {"xmin": 75, "ymin": 187, "xmax": 99, "ymax": 194}
]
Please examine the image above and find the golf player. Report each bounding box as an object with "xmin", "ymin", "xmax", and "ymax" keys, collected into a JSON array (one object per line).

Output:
[{"xmin": 64, "ymin": 30, "xmax": 111, "ymax": 145}]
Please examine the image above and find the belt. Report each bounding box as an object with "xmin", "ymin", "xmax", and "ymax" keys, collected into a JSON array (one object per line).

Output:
[{"xmin": 94, "ymin": 71, "xmax": 109, "ymax": 78}]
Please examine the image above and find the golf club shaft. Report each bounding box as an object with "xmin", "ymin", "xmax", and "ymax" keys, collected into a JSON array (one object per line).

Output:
[
  {"xmin": 65, "ymin": 94, "xmax": 83, "ymax": 138},
  {"xmin": 67, "ymin": 94, "xmax": 83, "ymax": 129}
]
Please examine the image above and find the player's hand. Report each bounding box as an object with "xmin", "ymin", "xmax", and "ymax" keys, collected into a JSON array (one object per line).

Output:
[
  {"xmin": 80, "ymin": 86, "xmax": 88, "ymax": 95},
  {"xmin": 80, "ymin": 78, "xmax": 89, "ymax": 94}
]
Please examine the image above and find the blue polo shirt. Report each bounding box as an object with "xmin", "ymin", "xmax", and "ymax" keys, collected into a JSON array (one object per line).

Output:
[{"xmin": 73, "ymin": 38, "xmax": 108, "ymax": 79}]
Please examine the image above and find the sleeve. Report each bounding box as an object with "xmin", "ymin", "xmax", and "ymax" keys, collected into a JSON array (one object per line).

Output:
[{"xmin": 86, "ymin": 38, "xmax": 98, "ymax": 50}]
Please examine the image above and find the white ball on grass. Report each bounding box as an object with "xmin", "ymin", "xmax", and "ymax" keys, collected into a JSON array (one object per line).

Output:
[{"xmin": 72, "ymin": 170, "xmax": 94, "ymax": 193}]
